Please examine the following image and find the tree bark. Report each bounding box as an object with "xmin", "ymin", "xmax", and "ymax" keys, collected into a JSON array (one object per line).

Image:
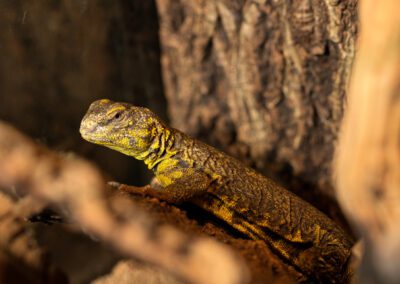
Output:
[{"xmin": 156, "ymin": 0, "xmax": 357, "ymax": 203}]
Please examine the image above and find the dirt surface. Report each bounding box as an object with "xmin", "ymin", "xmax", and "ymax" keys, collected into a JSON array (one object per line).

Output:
[{"xmin": 119, "ymin": 190, "xmax": 303, "ymax": 284}]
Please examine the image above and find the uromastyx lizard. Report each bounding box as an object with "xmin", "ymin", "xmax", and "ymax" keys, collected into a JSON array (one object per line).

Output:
[{"xmin": 80, "ymin": 99, "xmax": 353, "ymax": 283}]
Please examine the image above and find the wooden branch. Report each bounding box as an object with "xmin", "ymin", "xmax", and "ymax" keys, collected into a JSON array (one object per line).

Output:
[
  {"xmin": 335, "ymin": 0, "xmax": 400, "ymax": 282},
  {"xmin": 0, "ymin": 121, "xmax": 249, "ymax": 284}
]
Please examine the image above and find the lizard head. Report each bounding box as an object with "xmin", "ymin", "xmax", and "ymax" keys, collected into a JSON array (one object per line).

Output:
[{"xmin": 80, "ymin": 99, "xmax": 164, "ymax": 157}]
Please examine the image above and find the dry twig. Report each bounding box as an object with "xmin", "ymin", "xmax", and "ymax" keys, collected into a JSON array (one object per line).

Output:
[{"xmin": 0, "ymin": 121, "xmax": 249, "ymax": 284}]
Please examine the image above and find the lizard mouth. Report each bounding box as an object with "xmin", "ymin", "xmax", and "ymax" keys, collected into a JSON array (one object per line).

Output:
[
  {"xmin": 83, "ymin": 135, "xmax": 111, "ymax": 145},
  {"xmin": 81, "ymin": 132, "xmax": 112, "ymax": 145},
  {"xmin": 79, "ymin": 123, "xmax": 112, "ymax": 145}
]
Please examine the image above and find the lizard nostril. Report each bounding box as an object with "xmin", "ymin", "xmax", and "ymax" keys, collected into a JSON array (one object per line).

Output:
[{"xmin": 80, "ymin": 120, "xmax": 97, "ymax": 135}]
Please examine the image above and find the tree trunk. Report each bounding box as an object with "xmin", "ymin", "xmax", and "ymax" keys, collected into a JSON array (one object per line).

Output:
[{"xmin": 156, "ymin": 0, "xmax": 357, "ymax": 211}]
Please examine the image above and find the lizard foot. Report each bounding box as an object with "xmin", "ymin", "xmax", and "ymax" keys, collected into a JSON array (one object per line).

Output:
[{"xmin": 116, "ymin": 183, "xmax": 161, "ymax": 199}]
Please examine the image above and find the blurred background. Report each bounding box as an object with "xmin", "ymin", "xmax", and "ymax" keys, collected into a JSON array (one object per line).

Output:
[
  {"xmin": 0, "ymin": 2, "xmax": 167, "ymax": 283},
  {"xmin": 0, "ymin": 1, "xmax": 166, "ymax": 186}
]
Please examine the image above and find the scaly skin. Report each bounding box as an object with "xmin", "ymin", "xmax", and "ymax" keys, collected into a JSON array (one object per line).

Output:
[{"xmin": 80, "ymin": 99, "xmax": 353, "ymax": 282}]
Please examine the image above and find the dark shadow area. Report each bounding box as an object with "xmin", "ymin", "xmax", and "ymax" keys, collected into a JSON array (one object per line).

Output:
[
  {"xmin": 35, "ymin": 223, "xmax": 122, "ymax": 284},
  {"xmin": 0, "ymin": 2, "xmax": 165, "ymax": 283},
  {"xmin": 0, "ymin": 0, "xmax": 166, "ymax": 185}
]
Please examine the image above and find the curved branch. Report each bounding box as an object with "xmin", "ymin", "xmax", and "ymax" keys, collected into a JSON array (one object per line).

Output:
[{"xmin": 0, "ymin": 121, "xmax": 249, "ymax": 284}]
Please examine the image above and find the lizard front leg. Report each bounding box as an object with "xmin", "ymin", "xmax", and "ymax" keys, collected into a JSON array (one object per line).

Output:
[{"xmin": 117, "ymin": 169, "xmax": 213, "ymax": 204}]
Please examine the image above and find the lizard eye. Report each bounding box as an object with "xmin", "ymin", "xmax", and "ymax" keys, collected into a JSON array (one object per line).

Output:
[{"xmin": 111, "ymin": 111, "xmax": 123, "ymax": 121}]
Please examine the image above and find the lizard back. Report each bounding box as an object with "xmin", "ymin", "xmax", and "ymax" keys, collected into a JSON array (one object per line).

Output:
[{"xmin": 166, "ymin": 130, "xmax": 353, "ymax": 282}]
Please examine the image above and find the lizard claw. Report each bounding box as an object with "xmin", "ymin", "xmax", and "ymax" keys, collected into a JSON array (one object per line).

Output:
[
  {"xmin": 107, "ymin": 181, "xmax": 121, "ymax": 188},
  {"xmin": 117, "ymin": 184, "xmax": 154, "ymax": 197}
]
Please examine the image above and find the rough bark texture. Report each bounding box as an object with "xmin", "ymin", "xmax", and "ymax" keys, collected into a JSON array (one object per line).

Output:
[
  {"xmin": 156, "ymin": 0, "xmax": 357, "ymax": 201},
  {"xmin": 335, "ymin": 1, "xmax": 400, "ymax": 283}
]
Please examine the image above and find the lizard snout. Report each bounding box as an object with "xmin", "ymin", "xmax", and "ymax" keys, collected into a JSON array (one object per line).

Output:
[{"xmin": 79, "ymin": 118, "xmax": 98, "ymax": 137}]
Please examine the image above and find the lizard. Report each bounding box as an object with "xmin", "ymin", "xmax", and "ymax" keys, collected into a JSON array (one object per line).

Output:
[{"xmin": 80, "ymin": 99, "xmax": 353, "ymax": 283}]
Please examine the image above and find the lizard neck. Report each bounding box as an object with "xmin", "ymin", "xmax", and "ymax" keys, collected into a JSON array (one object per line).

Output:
[{"xmin": 136, "ymin": 125, "xmax": 177, "ymax": 170}]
